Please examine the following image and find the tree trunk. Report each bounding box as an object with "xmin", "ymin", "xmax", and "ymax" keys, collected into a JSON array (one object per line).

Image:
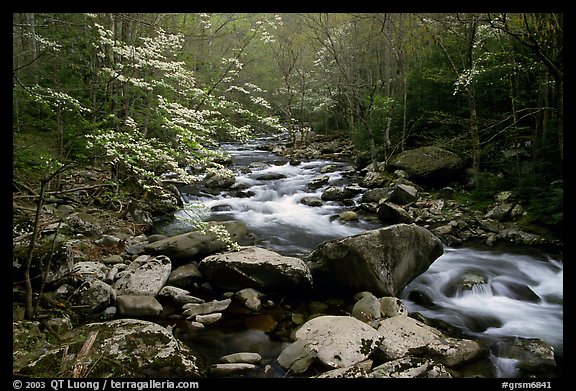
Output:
[
  {"xmin": 23, "ymin": 180, "xmax": 46, "ymax": 319},
  {"xmin": 507, "ymin": 66, "xmax": 521, "ymax": 181},
  {"xmin": 467, "ymin": 86, "xmax": 481, "ymax": 177},
  {"xmin": 26, "ymin": 13, "xmax": 38, "ymax": 84},
  {"xmin": 401, "ymin": 68, "xmax": 408, "ymax": 152},
  {"xmin": 557, "ymin": 80, "xmax": 563, "ymax": 163}
]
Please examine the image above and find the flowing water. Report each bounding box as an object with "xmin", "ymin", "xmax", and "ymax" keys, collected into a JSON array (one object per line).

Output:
[
  {"xmin": 400, "ymin": 245, "xmax": 563, "ymax": 377},
  {"xmin": 168, "ymin": 136, "xmax": 563, "ymax": 377},
  {"xmin": 180, "ymin": 137, "xmax": 380, "ymax": 257}
]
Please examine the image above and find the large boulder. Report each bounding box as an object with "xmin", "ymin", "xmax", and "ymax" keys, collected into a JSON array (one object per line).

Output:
[
  {"xmin": 144, "ymin": 221, "xmax": 254, "ymax": 264},
  {"xmin": 15, "ymin": 319, "xmax": 206, "ymax": 378},
  {"xmin": 389, "ymin": 146, "xmax": 463, "ymax": 186},
  {"xmin": 199, "ymin": 246, "xmax": 313, "ymax": 292},
  {"xmin": 377, "ymin": 202, "xmax": 413, "ymax": 224},
  {"xmin": 277, "ymin": 315, "xmax": 384, "ymax": 373},
  {"xmin": 376, "ymin": 315, "xmax": 485, "ymax": 367},
  {"xmin": 307, "ymin": 223, "xmax": 443, "ymax": 296},
  {"xmin": 113, "ymin": 255, "xmax": 171, "ymax": 296}
]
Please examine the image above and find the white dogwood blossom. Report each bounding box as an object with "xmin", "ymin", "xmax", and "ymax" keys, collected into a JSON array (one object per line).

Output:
[
  {"xmin": 85, "ymin": 14, "xmax": 287, "ymax": 192},
  {"xmin": 27, "ymin": 85, "xmax": 91, "ymax": 113}
]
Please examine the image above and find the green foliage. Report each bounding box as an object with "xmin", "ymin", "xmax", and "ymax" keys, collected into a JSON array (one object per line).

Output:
[
  {"xmin": 517, "ymin": 163, "xmax": 563, "ymax": 234},
  {"xmin": 85, "ymin": 128, "xmax": 196, "ymax": 192},
  {"xmin": 454, "ymin": 172, "xmax": 507, "ymax": 212},
  {"xmin": 523, "ymin": 182, "xmax": 563, "ymax": 229},
  {"xmin": 367, "ymin": 94, "xmax": 394, "ymax": 130},
  {"xmin": 350, "ymin": 124, "xmax": 372, "ymax": 154},
  {"xmin": 13, "ymin": 132, "xmax": 61, "ymax": 182},
  {"xmin": 513, "ymin": 120, "xmax": 562, "ymax": 232},
  {"xmin": 13, "ymin": 12, "xmax": 291, "ymax": 199}
]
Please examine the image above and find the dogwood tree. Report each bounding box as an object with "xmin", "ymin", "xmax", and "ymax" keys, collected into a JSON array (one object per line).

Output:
[{"xmin": 84, "ymin": 13, "xmax": 287, "ymax": 192}]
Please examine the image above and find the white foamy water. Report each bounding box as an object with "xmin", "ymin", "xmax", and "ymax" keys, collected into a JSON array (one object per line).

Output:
[
  {"xmin": 196, "ymin": 141, "xmax": 375, "ymax": 255},
  {"xmin": 401, "ymin": 246, "xmax": 563, "ymax": 356}
]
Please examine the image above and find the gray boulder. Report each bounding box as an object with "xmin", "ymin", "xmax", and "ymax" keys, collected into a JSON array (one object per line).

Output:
[
  {"xmin": 16, "ymin": 319, "xmax": 205, "ymax": 378},
  {"xmin": 389, "ymin": 146, "xmax": 463, "ymax": 185},
  {"xmin": 321, "ymin": 186, "xmax": 362, "ymax": 201},
  {"xmin": 389, "ymin": 184, "xmax": 418, "ymax": 205},
  {"xmin": 144, "ymin": 221, "xmax": 253, "ymax": 263},
  {"xmin": 377, "ymin": 202, "xmax": 413, "ymax": 224},
  {"xmin": 114, "ymin": 255, "xmax": 171, "ymax": 296},
  {"xmin": 199, "ymin": 246, "xmax": 313, "ymax": 291},
  {"xmin": 351, "ymin": 291, "xmax": 381, "ymax": 323},
  {"xmin": 307, "ymin": 224, "xmax": 443, "ymax": 296},
  {"xmin": 278, "ymin": 315, "xmax": 384, "ymax": 372},
  {"xmin": 57, "ymin": 279, "xmax": 114, "ymax": 314},
  {"xmin": 116, "ymin": 295, "xmax": 163, "ymax": 317},
  {"xmin": 494, "ymin": 337, "xmax": 556, "ymax": 374},
  {"xmin": 377, "ymin": 315, "xmax": 484, "ymax": 367},
  {"xmin": 182, "ymin": 298, "xmax": 232, "ymax": 318}
]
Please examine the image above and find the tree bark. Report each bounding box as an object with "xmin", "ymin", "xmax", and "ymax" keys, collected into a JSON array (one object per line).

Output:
[{"xmin": 23, "ymin": 180, "xmax": 46, "ymax": 320}]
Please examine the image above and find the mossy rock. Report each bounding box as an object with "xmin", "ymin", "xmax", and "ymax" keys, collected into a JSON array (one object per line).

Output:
[{"xmin": 15, "ymin": 318, "xmax": 206, "ymax": 378}]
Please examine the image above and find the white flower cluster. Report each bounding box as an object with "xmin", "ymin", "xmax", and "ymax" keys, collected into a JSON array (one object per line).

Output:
[
  {"xmin": 226, "ymin": 85, "xmax": 251, "ymax": 94},
  {"xmin": 222, "ymin": 57, "xmax": 244, "ymax": 71},
  {"xmin": 193, "ymin": 221, "xmax": 241, "ymax": 251},
  {"xmin": 157, "ymin": 95, "xmax": 217, "ymax": 144},
  {"xmin": 249, "ymin": 95, "xmax": 272, "ymax": 110},
  {"xmin": 94, "ymin": 22, "xmax": 196, "ymax": 96},
  {"xmin": 453, "ymin": 67, "xmax": 481, "ymax": 95},
  {"xmin": 86, "ymin": 128, "xmax": 196, "ymax": 189},
  {"xmin": 199, "ymin": 13, "xmax": 212, "ymax": 30},
  {"xmin": 20, "ymin": 31, "xmax": 62, "ymax": 52},
  {"xmin": 243, "ymin": 82, "xmax": 265, "ymax": 93},
  {"xmin": 124, "ymin": 116, "xmax": 139, "ymax": 131},
  {"xmin": 28, "ymin": 85, "xmax": 91, "ymax": 113},
  {"xmin": 310, "ymin": 95, "xmax": 337, "ymax": 112},
  {"xmin": 260, "ymin": 116, "xmax": 288, "ymax": 133},
  {"xmin": 249, "ymin": 14, "xmax": 283, "ymax": 43}
]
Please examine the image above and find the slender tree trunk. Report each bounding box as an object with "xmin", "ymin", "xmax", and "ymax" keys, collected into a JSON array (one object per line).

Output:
[
  {"xmin": 22, "ymin": 162, "xmax": 73, "ymax": 319},
  {"xmin": 33, "ymin": 222, "xmax": 62, "ymax": 318},
  {"xmin": 557, "ymin": 80, "xmax": 563, "ymax": 162},
  {"xmin": 26, "ymin": 13, "xmax": 38, "ymax": 84},
  {"xmin": 432, "ymin": 15, "xmax": 482, "ymax": 184},
  {"xmin": 23, "ymin": 180, "xmax": 46, "ymax": 319},
  {"xmin": 508, "ymin": 68, "xmax": 521, "ymax": 181},
  {"xmin": 401, "ymin": 66, "xmax": 408, "ymax": 152},
  {"xmin": 467, "ymin": 85, "xmax": 481, "ymax": 179},
  {"xmin": 384, "ymin": 117, "xmax": 393, "ymax": 149}
]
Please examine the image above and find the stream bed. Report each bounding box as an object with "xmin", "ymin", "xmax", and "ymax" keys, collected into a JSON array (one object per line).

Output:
[{"xmin": 159, "ymin": 137, "xmax": 563, "ymax": 378}]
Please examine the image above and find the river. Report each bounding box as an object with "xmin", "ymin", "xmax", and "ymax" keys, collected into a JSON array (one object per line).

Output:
[
  {"xmin": 167, "ymin": 136, "xmax": 563, "ymax": 378},
  {"xmin": 400, "ymin": 245, "xmax": 563, "ymax": 377}
]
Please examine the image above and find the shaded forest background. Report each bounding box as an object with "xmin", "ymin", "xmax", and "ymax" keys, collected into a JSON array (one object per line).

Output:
[{"xmin": 12, "ymin": 13, "xmax": 563, "ymax": 237}]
